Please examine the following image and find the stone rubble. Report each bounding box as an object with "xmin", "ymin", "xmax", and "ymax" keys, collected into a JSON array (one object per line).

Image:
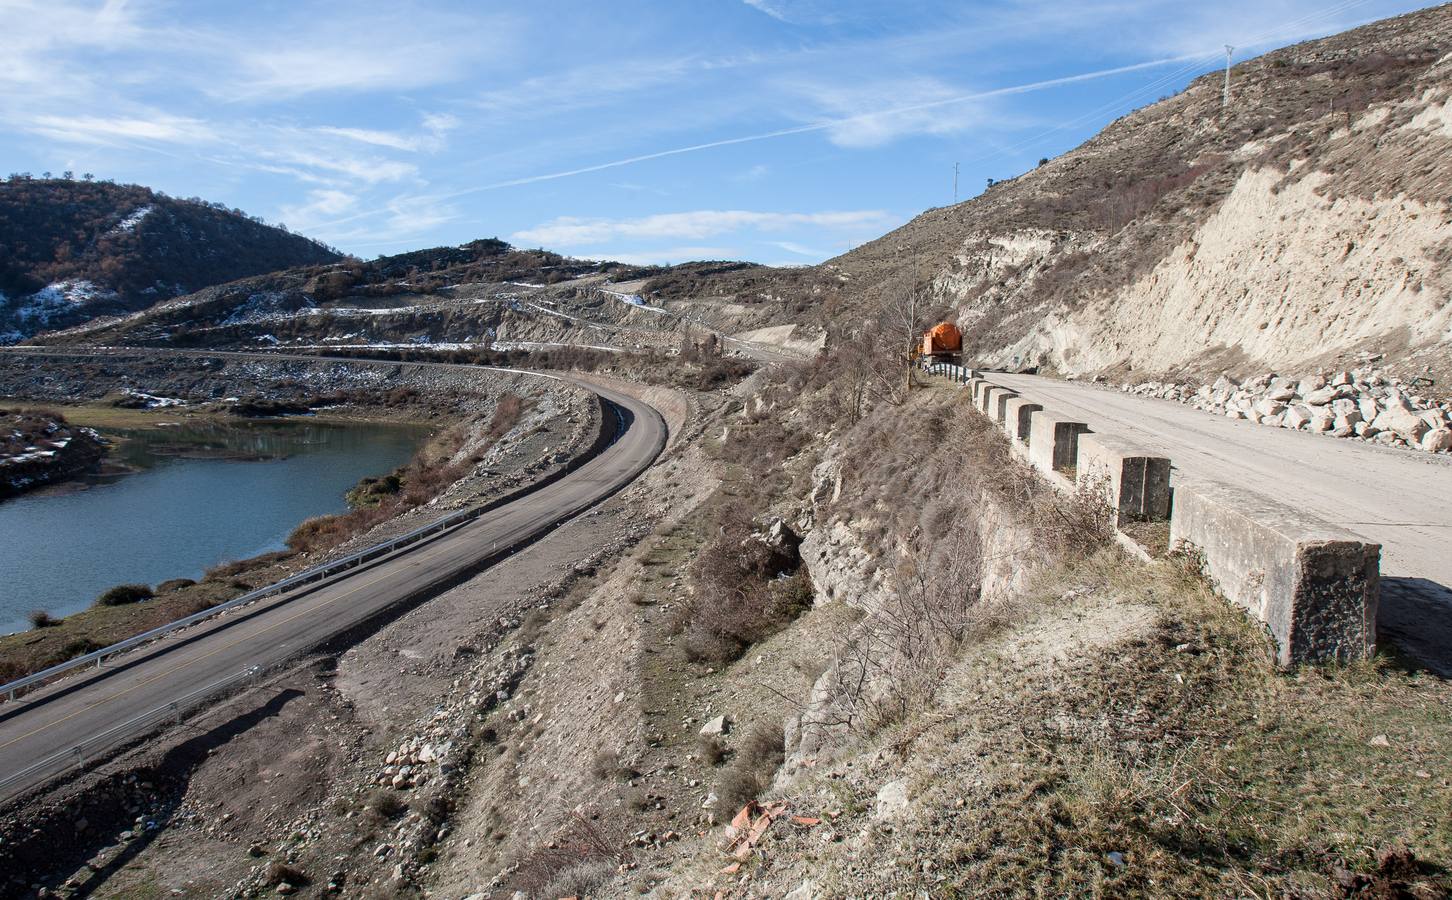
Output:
[{"xmin": 1120, "ymin": 365, "xmax": 1452, "ymax": 453}]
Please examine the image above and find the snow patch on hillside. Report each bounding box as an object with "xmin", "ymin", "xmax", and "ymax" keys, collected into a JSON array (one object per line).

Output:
[{"xmin": 112, "ymin": 205, "xmax": 154, "ymax": 234}]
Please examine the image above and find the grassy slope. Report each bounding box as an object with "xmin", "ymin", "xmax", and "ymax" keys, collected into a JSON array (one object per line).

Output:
[{"xmin": 659, "ymin": 551, "xmax": 1451, "ymax": 897}]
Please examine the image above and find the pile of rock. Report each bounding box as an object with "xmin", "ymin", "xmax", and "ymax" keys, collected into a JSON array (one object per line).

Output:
[{"xmin": 1122, "ymin": 370, "xmax": 1452, "ymax": 453}]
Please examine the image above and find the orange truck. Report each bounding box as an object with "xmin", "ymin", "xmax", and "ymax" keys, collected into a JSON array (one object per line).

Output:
[{"xmin": 920, "ymin": 322, "xmax": 962, "ymax": 363}]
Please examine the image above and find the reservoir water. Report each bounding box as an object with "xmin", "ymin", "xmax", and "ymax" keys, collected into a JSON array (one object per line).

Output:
[{"xmin": 0, "ymin": 418, "xmax": 425, "ymax": 634}]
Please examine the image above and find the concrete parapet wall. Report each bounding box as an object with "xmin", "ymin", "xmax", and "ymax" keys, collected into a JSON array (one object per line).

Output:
[
  {"xmin": 981, "ymin": 386, "xmax": 1012, "ymax": 419},
  {"xmin": 1170, "ymin": 479, "xmax": 1379, "ymax": 667},
  {"xmin": 970, "ymin": 380, "xmax": 994, "ymax": 409},
  {"xmin": 1028, "ymin": 410, "xmax": 1090, "ymax": 474},
  {"xmin": 1077, "ymin": 434, "xmax": 1171, "ymax": 524},
  {"xmin": 992, "ymin": 389, "xmax": 1020, "ymax": 424},
  {"xmin": 1002, "ymin": 397, "xmax": 1042, "ymax": 444}
]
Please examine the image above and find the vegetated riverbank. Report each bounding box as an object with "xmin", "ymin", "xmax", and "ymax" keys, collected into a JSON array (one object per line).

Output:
[{"xmin": 0, "ymin": 353, "xmax": 603, "ymax": 683}]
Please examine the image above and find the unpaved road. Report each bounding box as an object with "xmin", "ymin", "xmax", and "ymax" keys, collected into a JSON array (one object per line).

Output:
[
  {"xmin": 991, "ymin": 373, "xmax": 1452, "ymax": 673},
  {"xmin": 0, "ymin": 374, "xmax": 666, "ymax": 803}
]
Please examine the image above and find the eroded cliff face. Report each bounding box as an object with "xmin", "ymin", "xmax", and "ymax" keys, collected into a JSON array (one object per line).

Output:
[
  {"xmin": 982, "ymin": 161, "xmax": 1452, "ymax": 378},
  {"xmin": 786, "ymin": 436, "xmax": 1051, "ymax": 772}
]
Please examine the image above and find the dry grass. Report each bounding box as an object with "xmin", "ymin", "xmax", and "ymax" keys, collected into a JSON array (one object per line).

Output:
[
  {"xmin": 784, "ymin": 553, "xmax": 1452, "ymax": 899},
  {"xmin": 714, "ymin": 720, "xmax": 787, "ymax": 817}
]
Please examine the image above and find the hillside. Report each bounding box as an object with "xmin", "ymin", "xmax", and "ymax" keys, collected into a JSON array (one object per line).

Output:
[
  {"xmin": 0, "ymin": 178, "xmax": 342, "ymax": 342},
  {"xmin": 48, "ymin": 240, "xmax": 829, "ymax": 360},
  {"xmin": 825, "ymin": 4, "xmax": 1452, "ymax": 385}
]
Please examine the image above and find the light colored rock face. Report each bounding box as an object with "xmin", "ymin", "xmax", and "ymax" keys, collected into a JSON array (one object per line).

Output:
[{"xmin": 979, "ymin": 166, "xmax": 1452, "ymax": 376}]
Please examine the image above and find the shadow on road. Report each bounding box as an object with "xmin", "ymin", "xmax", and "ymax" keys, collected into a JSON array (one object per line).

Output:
[{"xmin": 1378, "ymin": 577, "xmax": 1452, "ymax": 678}]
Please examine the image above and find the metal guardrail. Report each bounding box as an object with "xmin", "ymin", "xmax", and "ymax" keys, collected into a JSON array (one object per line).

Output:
[
  {"xmin": 0, "ymin": 500, "xmax": 495, "ymax": 702},
  {"xmin": 920, "ymin": 360, "xmax": 974, "ymax": 384},
  {"xmin": 1, "ymin": 396, "xmax": 624, "ymax": 704},
  {"xmin": 0, "ymin": 666, "xmax": 260, "ymax": 795}
]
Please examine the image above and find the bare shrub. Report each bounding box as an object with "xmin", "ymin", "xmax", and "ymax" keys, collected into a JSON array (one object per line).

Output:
[
  {"xmin": 697, "ymin": 734, "xmax": 728, "ymax": 766},
  {"xmin": 365, "ymin": 789, "xmax": 405, "ymax": 822},
  {"xmin": 264, "ymin": 861, "xmax": 308, "ymax": 887},
  {"xmin": 590, "ymin": 749, "xmax": 636, "ymax": 782},
  {"xmin": 680, "ymin": 503, "xmax": 812, "ymax": 664},
  {"xmin": 27, "ymin": 610, "xmax": 58, "ymax": 629},
  {"xmin": 538, "ymin": 860, "xmax": 615, "ymax": 899},
  {"xmin": 511, "ymin": 810, "xmax": 625, "ymax": 898},
  {"xmin": 714, "ymin": 720, "xmax": 786, "ymax": 816}
]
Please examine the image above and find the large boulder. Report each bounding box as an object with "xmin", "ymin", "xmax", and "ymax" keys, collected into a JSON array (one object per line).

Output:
[
  {"xmin": 1254, "ymin": 398, "xmax": 1287, "ymax": 418},
  {"xmin": 1283, "ymin": 405, "xmax": 1313, "ymax": 430},
  {"xmin": 1422, "ymin": 429, "xmax": 1452, "ymax": 453},
  {"xmin": 1372, "ymin": 397, "xmax": 1432, "ymax": 444}
]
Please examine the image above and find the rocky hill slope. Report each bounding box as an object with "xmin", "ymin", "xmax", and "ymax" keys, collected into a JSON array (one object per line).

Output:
[
  {"xmin": 0, "ymin": 178, "xmax": 341, "ymax": 342},
  {"xmin": 46, "ymin": 241, "xmax": 826, "ymax": 360},
  {"xmin": 828, "ymin": 4, "xmax": 1452, "ymax": 385}
]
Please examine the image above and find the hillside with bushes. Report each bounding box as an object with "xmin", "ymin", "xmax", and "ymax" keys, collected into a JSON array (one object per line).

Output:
[{"xmin": 0, "ymin": 177, "xmax": 342, "ymax": 342}]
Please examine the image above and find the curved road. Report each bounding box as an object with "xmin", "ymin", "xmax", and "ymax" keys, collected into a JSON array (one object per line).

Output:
[
  {"xmin": 0, "ymin": 367, "xmax": 666, "ymax": 802},
  {"xmin": 990, "ymin": 373, "xmax": 1452, "ymax": 674}
]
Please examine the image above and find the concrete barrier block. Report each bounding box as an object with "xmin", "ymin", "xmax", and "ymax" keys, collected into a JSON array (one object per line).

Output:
[
  {"xmin": 1170, "ymin": 480, "xmax": 1379, "ymax": 667},
  {"xmin": 968, "ymin": 379, "xmax": 989, "ymax": 405},
  {"xmin": 1077, "ymin": 434, "xmax": 1171, "ymax": 524},
  {"xmin": 1028, "ymin": 410, "xmax": 1090, "ymax": 473},
  {"xmin": 979, "ymin": 385, "xmax": 1006, "ymax": 416},
  {"xmin": 992, "ymin": 389, "xmax": 1020, "ymax": 424},
  {"xmin": 1002, "ymin": 397, "xmax": 1043, "ymax": 443}
]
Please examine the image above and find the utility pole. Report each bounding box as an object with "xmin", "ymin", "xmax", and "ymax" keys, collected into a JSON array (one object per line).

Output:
[
  {"xmin": 953, "ymin": 162, "xmax": 959, "ymax": 204},
  {"xmin": 1222, "ymin": 45, "xmax": 1235, "ymax": 112}
]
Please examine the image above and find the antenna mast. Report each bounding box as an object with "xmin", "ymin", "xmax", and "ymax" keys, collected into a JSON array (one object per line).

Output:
[
  {"xmin": 953, "ymin": 162, "xmax": 959, "ymax": 204},
  {"xmin": 1222, "ymin": 45, "xmax": 1235, "ymax": 111}
]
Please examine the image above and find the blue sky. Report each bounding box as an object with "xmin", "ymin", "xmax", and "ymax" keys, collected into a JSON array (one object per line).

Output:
[{"xmin": 1, "ymin": 0, "xmax": 1437, "ymax": 265}]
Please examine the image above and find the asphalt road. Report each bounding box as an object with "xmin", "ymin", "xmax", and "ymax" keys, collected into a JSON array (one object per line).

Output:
[
  {"xmin": 0, "ymin": 372, "xmax": 666, "ymax": 802},
  {"xmin": 990, "ymin": 373, "xmax": 1452, "ymax": 674}
]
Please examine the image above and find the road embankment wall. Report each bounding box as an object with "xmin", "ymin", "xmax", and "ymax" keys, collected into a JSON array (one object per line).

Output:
[{"xmin": 950, "ymin": 366, "xmax": 1380, "ymax": 668}]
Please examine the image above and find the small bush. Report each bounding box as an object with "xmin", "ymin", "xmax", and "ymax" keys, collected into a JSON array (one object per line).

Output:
[
  {"xmin": 591, "ymin": 749, "xmax": 636, "ymax": 781},
  {"xmin": 538, "ymin": 860, "xmax": 614, "ymax": 900},
  {"xmin": 264, "ymin": 861, "xmax": 307, "ymax": 887},
  {"xmin": 714, "ymin": 720, "xmax": 786, "ymax": 816},
  {"xmin": 365, "ymin": 789, "xmax": 405, "ymax": 821},
  {"xmin": 157, "ymin": 578, "xmax": 197, "ymax": 593},
  {"xmin": 28, "ymin": 610, "xmax": 59, "ymax": 629},
  {"xmin": 95, "ymin": 584, "xmax": 153, "ymax": 607},
  {"xmin": 697, "ymin": 734, "xmax": 729, "ymax": 766},
  {"xmin": 61, "ymin": 638, "xmax": 104, "ymax": 657}
]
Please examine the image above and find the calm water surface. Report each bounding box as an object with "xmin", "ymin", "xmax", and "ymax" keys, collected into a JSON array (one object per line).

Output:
[{"xmin": 0, "ymin": 418, "xmax": 425, "ymax": 634}]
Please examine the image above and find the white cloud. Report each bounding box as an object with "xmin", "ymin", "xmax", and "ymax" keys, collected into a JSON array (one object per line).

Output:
[
  {"xmin": 513, "ymin": 209, "xmax": 893, "ymax": 246},
  {"xmin": 790, "ymin": 77, "xmax": 990, "ymax": 147},
  {"xmin": 23, "ymin": 112, "xmax": 218, "ymax": 146},
  {"xmin": 314, "ymin": 113, "xmax": 459, "ymax": 153},
  {"xmin": 279, "ymin": 188, "xmax": 358, "ymax": 229},
  {"xmin": 257, "ymin": 146, "xmax": 417, "ymax": 185},
  {"xmin": 742, "ymin": 0, "xmax": 791, "ymax": 22},
  {"xmin": 473, "ymin": 58, "xmax": 691, "ymax": 118}
]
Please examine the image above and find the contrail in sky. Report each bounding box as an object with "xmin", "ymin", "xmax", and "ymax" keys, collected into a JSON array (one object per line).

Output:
[{"xmin": 448, "ymin": 51, "xmax": 1215, "ymax": 196}]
